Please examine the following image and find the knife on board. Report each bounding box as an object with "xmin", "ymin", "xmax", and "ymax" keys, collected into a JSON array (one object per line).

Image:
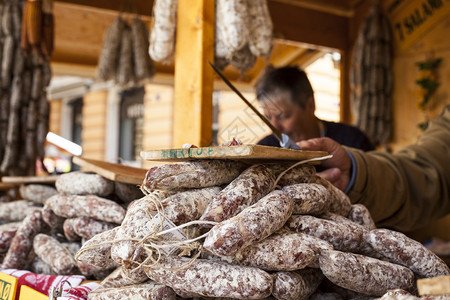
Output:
[{"xmin": 209, "ymin": 61, "xmax": 301, "ymax": 150}]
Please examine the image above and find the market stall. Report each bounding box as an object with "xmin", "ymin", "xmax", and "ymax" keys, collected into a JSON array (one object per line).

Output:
[{"xmin": 0, "ymin": 0, "xmax": 449, "ymax": 299}]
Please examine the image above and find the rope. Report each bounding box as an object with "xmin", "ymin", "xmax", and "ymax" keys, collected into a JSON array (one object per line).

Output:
[{"xmin": 273, "ymin": 154, "xmax": 333, "ymax": 187}]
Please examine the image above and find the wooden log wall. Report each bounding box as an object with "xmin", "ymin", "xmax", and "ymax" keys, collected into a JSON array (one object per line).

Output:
[
  {"xmin": 80, "ymin": 90, "xmax": 108, "ymax": 160},
  {"xmin": 49, "ymin": 100, "xmax": 62, "ymax": 135},
  {"xmin": 142, "ymin": 84, "xmax": 174, "ymax": 169}
]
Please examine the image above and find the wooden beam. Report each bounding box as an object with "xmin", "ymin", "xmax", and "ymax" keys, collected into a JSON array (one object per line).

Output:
[
  {"xmin": 271, "ymin": 0, "xmax": 355, "ymax": 17},
  {"xmin": 292, "ymin": 50, "xmax": 325, "ymax": 69},
  {"xmin": 340, "ymin": 50, "xmax": 351, "ymax": 123},
  {"xmin": 172, "ymin": 0, "xmax": 215, "ymax": 147},
  {"xmin": 272, "ymin": 47, "xmax": 308, "ymax": 67},
  {"xmin": 268, "ymin": 0, "xmax": 350, "ymax": 51},
  {"xmin": 55, "ymin": 0, "xmax": 154, "ymax": 16},
  {"xmin": 51, "ymin": 62, "xmax": 96, "ymax": 77}
]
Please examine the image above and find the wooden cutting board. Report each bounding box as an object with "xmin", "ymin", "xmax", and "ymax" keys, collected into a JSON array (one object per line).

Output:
[
  {"xmin": 140, "ymin": 144, "xmax": 329, "ymax": 163},
  {"xmin": 72, "ymin": 156, "xmax": 148, "ymax": 185}
]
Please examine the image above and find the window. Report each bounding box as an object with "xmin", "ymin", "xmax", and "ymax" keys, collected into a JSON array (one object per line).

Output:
[{"xmin": 119, "ymin": 87, "xmax": 145, "ymax": 166}]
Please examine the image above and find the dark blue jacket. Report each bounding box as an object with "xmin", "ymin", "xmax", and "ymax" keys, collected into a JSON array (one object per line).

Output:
[{"xmin": 257, "ymin": 120, "xmax": 375, "ymax": 151}]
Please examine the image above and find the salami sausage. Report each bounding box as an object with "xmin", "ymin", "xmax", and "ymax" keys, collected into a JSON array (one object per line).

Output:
[
  {"xmin": 121, "ymin": 263, "xmax": 149, "ymax": 285},
  {"xmin": 230, "ymin": 44, "xmax": 257, "ymax": 73},
  {"xmin": 215, "ymin": 0, "xmax": 249, "ymax": 52},
  {"xmin": 0, "ymin": 200, "xmax": 41, "ymax": 224},
  {"xmin": 63, "ymin": 218, "xmax": 81, "ymax": 242},
  {"xmin": 357, "ymin": 232, "xmax": 387, "ymax": 260},
  {"xmin": 153, "ymin": 186, "xmax": 221, "ymax": 225},
  {"xmin": 376, "ymin": 289, "xmax": 422, "ymax": 299},
  {"xmin": 148, "ymin": 0, "xmax": 177, "ymax": 62},
  {"xmin": 368, "ymin": 229, "xmax": 450, "ymax": 278},
  {"xmin": 42, "ymin": 206, "xmax": 65, "ymax": 231},
  {"xmin": 282, "ymin": 183, "xmax": 330, "ymax": 215},
  {"xmin": 279, "ymin": 230, "xmax": 333, "ymax": 268},
  {"xmin": 33, "ymin": 233, "xmax": 78, "ymax": 275},
  {"xmin": 319, "ymin": 249, "xmax": 415, "ymax": 296},
  {"xmin": 55, "ymin": 171, "xmax": 114, "ymax": 197},
  {"xmin": 320, "ymin": 212, "xmax": 385, "ymax": 259},
  {"xmin": 143, "ymin": 160, "xmax": 247, "ymax": 191},
  {"xmin": 144, "ymin": 256, "xmax": 273, "ymax": 299},
  {"xmin": 247, "ymin": 0, "xmax": 273, "ymax": 57},
  {"xmin": 272, "ymin": 269, "xmax": 323, "ymax": 300},
  {"xmin": 298, "ymin": 176, "xmax": 352, "ymax": 216},
  {"xmin": 170, "ymin": 288, "xmax": 204, "ymax": 299},
  {"xmin": 78, "ymin": 260, "xmax": 113, "ymax": 280},
  {"xmin": 200, "ymin": 164, "xmax": 275, "ymax": 224},
  {"xmin": 19, "ymin": 184, "xmax": 58, "ymax": 204},
  {"xmin": 0, "ymin": 222, "xmax": 20, "ymax": 253},
  {"xmin": 205, "ymin": 230, "xmax": 316, "ymax": 271},
  {"xmin": 123, "ymin": 190, "xmax": 173, "ymax": 227},
  {"xmin": 46, "ymin": 194, "xmax": 126, "ymax": 224},
  {"xmin": 89, "ymin": 281, "xmax": 177, "ymax": 300},
  {"xmin": 269, "ymin": 163, "xmax": 316, "ymax": 186},
  {"xmin": 75, "ymin": 227, "xmax": 120, "ymax": 269},
  {"xmin": 111, "ymin": 192, "xmax": 169, "ymax": 264},
  {"xmin": 62, "ymin": 242, "xmax": 82, "ymax": 256},
  {"xmin": 30, "ymin": 256, "xmax": 57, "ymax": 275},
  {"xmin": 347, "ymin": 204, "xmax": 376, "ymax": 230},
  {"xmin": 98, "ymin": 267, "xmax": 128, "ymax": 289},
  {"xmin": 113, "ymin": 187, "xmax": 209, "ymax": 264},
  {"xmin": 114, "ymin": 182, "xmax": 143, "ymax": 203},
  {"xmin": 203, "ymin": 190, "xmax": 293, "ymax": 256},
  {"xmin": 70, "ymin": 217, "xmax": 117, "ymax": 240},
  {"xmin": 287, "ymin": 215, "xmax": 363, "ymax": 253},
  {"xmin": 98, "ymin": 263, "xmax": 149, "ymax": 289},
  {"xmin": 2, "ymin": 209, "xmax": 49, "ymax": 269}
]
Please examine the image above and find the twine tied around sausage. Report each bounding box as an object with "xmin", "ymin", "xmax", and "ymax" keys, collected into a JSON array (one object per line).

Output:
[
  {"xmin": 135, "ymin": 194, "xmax": 219, "ymax": 271},
  {"xmin": 273, "ymin": 154, "xmax": 333, "ymax": 188},
  {"xmin": 75, "ymin": 189, "xmax": 218, "ymax": 272}
]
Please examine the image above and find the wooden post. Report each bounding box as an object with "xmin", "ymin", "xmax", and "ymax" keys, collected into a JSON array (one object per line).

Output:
[
  {"xmin": 340, "ymin": 50, "xmax": 352, "ymax": 123},
  {"xmin": 173, "ymin": 0, "xmax": 215, "ymax": 147}
]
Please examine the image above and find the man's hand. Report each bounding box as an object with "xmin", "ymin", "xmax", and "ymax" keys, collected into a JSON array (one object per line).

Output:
[{"xmin": 297, "ymin": 137, "xmax": 352, "ymax": 191}]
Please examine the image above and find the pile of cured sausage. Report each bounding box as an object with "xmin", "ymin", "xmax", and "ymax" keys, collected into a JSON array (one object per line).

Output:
[
  {"xmin": 74, "ymin": 159, "xmax": 449, "ymax": 300},
  {"xmin": 1, "ymin": 159, "xmax": 449, "ymax": 299},
  {"xmin": 0, "ymin": 172, "xmax": 143, "ymax": 279}
]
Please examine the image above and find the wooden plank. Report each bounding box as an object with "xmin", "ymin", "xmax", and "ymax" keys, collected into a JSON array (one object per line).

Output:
[
  {"xmin": 417, "ymin": 275, "xmax": 450, "ymax": 296},
  {"xmin": 0, "ymin": 182, "xmax": 16, "ymax": 190},
  {"xmin": 141, "ymin": 145, "xmax": 329, "ymax": 163},
  {"xmin": 173, "ymin": 0, "xmax": 215, "ymax": 147},
  {"xmin": 55, "ymin": 0, "xmax": 154, "ymax": 17},
  {"xmin": 1, "ymin": 175, "xmax": 60, "ymax": 184},
  {"xmin": 72, "ymin": 156, "xmax": 148, "ymax": 185}
]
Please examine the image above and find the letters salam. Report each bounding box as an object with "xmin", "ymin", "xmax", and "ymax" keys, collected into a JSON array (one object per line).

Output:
[{"xmin": 394, "ymin": 0, "xmax": 447, "ymax": 41}]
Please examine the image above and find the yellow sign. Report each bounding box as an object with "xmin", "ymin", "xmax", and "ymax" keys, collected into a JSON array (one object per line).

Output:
[
  {"xmin": 384, "ymin": 0, "xmax": 450, "ymax": 51},
  {"xmin": 18, "ymin": 286, "xmax": 47, "ymax": 300},
  {"xmin": 0, "ymin": 272, "xmax": 18, "ymax": 300}
]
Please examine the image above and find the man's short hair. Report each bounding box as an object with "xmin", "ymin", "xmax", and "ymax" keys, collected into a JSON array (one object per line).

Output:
[{"xmin": 255, "ymin": 65, "xmax": 314, "ymax": 108}]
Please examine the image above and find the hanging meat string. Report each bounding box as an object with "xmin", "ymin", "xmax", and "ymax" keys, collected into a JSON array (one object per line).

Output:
[
  {"xmin": 0, "ymin": 0, "xmax": 53, "ymax": 177},
  {"xmin": 96, "ymin": 4, "xmax": 155, "ymax": 88},
  {"xmin": 351, "ymin": 1, "xmax": 393, "ymax": 147},
  {"xmin": 214, "ymin": 0, "xmax": 273, "ymax": 73}
]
